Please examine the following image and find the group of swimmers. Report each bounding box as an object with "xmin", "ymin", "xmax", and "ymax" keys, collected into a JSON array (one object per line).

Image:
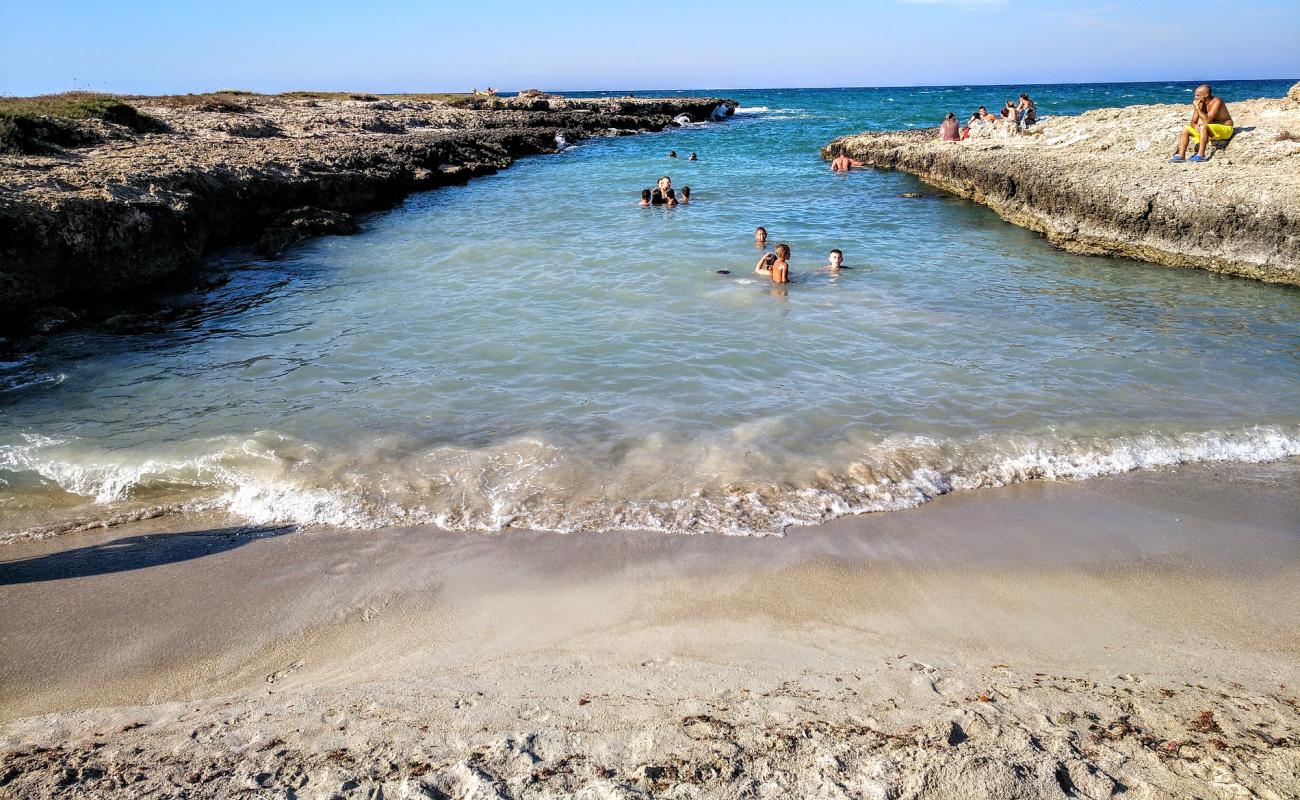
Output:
[
  {"xmin": 748, "ymin": 227, "xmax": 849, "ymax": 285},
  {"xmin": 638, "ymin": 150, "xmax": 705, "ymax": 206},
  {"xmin": 638, "ymin": 174, "xmax": 691, "ymax": 206},
  {"xmin": 940, "ymin": 93, "xmax": 1038, "ymax": 141}
]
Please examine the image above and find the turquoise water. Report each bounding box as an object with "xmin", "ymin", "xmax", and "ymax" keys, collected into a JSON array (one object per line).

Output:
[{"xmin": 3, "ymin": 80, "xmax": 1298, "ymax": 535}]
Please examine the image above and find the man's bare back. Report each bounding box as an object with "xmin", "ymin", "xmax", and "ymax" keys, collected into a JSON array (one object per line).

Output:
[{"xmin": 830, "ymin": 153, "xmax": 864, "ymax": 172}]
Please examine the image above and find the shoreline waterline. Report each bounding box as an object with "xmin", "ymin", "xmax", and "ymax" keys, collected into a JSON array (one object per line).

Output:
[{"xmin": 2, "ymin": 459, "xmax": 1297, "ymax": 797}]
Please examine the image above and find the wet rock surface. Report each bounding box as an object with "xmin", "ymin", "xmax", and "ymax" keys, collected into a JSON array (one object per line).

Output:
[
  {"xmin": 824, "ymin": 83, "xmax": 1300, "ymax": 286},
  {"xmin": 0, "ymin": 94, "xmax": 735, "ymax": 335}
]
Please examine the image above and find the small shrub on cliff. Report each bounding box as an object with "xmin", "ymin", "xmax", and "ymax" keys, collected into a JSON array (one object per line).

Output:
[{"xmin": 0, "ymin": 92, "xmax": 166, "ymax": 153}]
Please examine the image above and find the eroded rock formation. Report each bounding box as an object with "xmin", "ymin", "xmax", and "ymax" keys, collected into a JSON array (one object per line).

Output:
[
  {"xmin": 0, "ymin": 95, "xmax": 735, "ymax": 334},
  {"xmin": 825, "ymin": 83, "xmax": 1300, "ymax": 285}
]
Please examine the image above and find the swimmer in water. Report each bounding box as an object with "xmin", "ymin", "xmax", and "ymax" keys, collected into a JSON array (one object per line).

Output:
[
  {"xmin": 769, "ymin": 243, "xmax": 791, "ymax": 284},
  {"xmin": 820, "ymin": 248, "xmax": 850, "ymax": 272},
  {"xmin": 754, "ymin": 226, "xmax": 769, "ymax": 248},
  {"xmin": 651, "ymin": 176, "xmax": 676, "ymax": 205},
  {"xmin": 757, "ymin": 244, "xmax": 791, "ymax": 284},
  {"xmin": 831, "ymin": 153, "xmax": 864, "ymax": 172},
  {"xmin": 668, "ymin": 150, "xmax": 678, "ymax": 158},
  {"xmin": 689, "ymin": 152, "xmax": 698, "ymax": 161},
  {"xmin": 679, "ymin": 186, "xmax": 690, "ymax": 204},
  {"xmin": 638, "ymin": 188, "xmax": 652, "ymax": 207}
]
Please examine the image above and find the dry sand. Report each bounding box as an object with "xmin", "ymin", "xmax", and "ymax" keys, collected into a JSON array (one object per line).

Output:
[{"xmin": 1, "ymin": 460, "xmax": 1297, "ymax": 798}]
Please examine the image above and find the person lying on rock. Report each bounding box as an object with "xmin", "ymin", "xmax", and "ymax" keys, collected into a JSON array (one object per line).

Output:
[
  {"xmin": 830, "ymin": 153, "xmax": 864, "ymax": 172},
  {"xmin": 1172, "ymin": 84, "xmax": 1233, "ymax": 162}
]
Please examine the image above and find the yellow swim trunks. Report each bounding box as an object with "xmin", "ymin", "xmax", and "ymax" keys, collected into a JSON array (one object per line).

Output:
[{"xmin": 1187, "ymin": 123, "xmax": 1234, "ymax": 142}]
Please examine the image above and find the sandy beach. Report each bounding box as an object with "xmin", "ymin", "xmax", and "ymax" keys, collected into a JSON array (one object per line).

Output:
[{"xmin": 2, "ymin": 459, "xmax": 1296, "ymax": 798}]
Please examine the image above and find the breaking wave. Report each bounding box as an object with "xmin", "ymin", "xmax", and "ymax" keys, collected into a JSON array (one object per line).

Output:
[{"xmin": 4, "ymin": 425, "xmax": 1297, "ymax": 540}]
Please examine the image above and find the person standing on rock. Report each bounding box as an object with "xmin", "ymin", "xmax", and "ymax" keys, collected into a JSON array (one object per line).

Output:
[{"xmin": 1172, "ymin": 84, "xmax": 1233, "ymax": 162}]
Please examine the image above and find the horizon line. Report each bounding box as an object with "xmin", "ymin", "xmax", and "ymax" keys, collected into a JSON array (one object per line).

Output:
[{"xmin": 3, "ymin": 76, "xmax": 1296, "ymax": 100}]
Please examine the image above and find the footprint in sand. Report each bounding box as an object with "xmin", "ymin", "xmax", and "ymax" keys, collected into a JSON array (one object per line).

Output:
[{"xmin": 266, "ymin": 660, "xmax": 305, "ymax": 684}]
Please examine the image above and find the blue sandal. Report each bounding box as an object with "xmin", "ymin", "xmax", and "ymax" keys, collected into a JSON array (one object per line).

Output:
[
  {"xmin": 1169, "ymin": 155, "xmax": 1184, "ymax": 162},
  {"xmin": 1189, "ymin": 154, "xmax": 1208, "ymax": 162}
]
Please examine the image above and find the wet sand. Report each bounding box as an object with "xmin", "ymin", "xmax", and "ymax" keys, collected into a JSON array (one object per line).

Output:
[{"xmin": 1, "ymin": 460, "xmax": 1298, "ymax": 798}]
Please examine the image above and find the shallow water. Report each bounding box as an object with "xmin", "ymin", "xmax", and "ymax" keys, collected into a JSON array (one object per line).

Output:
[{"xmin": 3, "ymin": 80, "xmax": 1298, "ymax": 536}]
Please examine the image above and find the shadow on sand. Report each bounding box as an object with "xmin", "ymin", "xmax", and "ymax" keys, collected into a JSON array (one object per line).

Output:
[{"xmin": 0, "ymin": 525, "xmax": 296, "ymax": 586}]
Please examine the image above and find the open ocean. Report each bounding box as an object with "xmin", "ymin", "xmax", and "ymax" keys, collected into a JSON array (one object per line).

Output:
[{"xmin": 2, "ymin": 79, "xmax": 1298, "ymax": 536}]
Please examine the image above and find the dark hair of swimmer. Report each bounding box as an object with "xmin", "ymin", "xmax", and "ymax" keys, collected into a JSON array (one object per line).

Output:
[
  {"xmin": 682, "ymin": 186, "xmax": 691, "ymax": 198},
  {"xmin": 641, "ymin": 189, "xmax": 651, "ymax": 201},
  {"xmin": 830, "ymin": 248, "xmax": 842, "ymax": 258},
  {"xmin": 755, "ymin": 226, "xmax": 767, "ymax": 235},
  {"xmin": 669, "ymin": 150, "xmax": 677, "ymax": 158}
]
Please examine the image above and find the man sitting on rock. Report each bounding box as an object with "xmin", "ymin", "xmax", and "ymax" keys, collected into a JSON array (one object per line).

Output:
[{"xmin": 1172, "ymin": 84, "xmax": 1233, "ymax": 162}]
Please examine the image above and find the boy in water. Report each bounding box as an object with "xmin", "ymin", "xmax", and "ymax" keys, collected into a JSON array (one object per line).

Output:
[
  {"xmin": 756, "ymin": 243, "xmax": 791, "ymax": 284},
  {"xmin": 679, "ymin": 186, "xmax": 691, "ymax": 204},
  {"xmin": 754, "ymin": 226, "xmax": 768, "ymax": 248},
  {"xmin": 638, "ymin": 189, "xmax": 652, "ymax": 207},
  {"xmin": 820, "ymin": 249, "xmax": 850, "ymax": 272}
]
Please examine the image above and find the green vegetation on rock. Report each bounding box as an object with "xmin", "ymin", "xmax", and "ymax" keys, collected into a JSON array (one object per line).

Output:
[{"xmin": 0, "ymin": 92, "xmax": 165, "ymax": 154}]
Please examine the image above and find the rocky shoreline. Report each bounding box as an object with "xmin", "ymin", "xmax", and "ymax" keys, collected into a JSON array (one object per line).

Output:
[
  {"xmin": 823, "ymin": 82, "xmax": 1300, "ymax": 285},
  {"xmin": 0, "ymin": 93, "xmax": 734, "ymax": 335}
]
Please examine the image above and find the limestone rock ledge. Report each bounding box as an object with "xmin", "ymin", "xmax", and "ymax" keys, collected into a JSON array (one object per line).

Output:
[
  {"xmin": 823, "ymin": 83, "xmax": 1300, "ymax": 286},
  {"xmin": 0, "ymin": 95, "xmax": 736, "ymax": 335}
]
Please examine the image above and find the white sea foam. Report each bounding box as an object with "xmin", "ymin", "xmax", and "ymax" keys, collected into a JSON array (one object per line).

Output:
[{"xmin": 4, "ymin": 425, "xmax": 1297, "ymax": 538}]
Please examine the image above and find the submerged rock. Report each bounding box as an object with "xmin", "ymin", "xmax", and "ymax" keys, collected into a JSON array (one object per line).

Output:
[{"xmin": 256, "ymin": 207, "xmax": 358, "ymax": 255}]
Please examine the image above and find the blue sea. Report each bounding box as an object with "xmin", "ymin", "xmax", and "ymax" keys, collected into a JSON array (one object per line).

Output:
[{"xmin": 2, "ymin": 79, "xmax": 1298, "ymax": 536}]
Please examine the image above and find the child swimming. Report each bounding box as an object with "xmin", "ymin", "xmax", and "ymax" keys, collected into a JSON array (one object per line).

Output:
[
  {"xmin": 638, "ymin": 189, "xmax": 652, "ymax": 207},
  {"xmin": 820, "ymin": 249, "xmax": 850, "ymax": 272},
  {"xmin": 754, "ymin": 226, "xmax": 768, "ymax": 248},
  {"xmin": 756, "ymin": 243, "xmax": 791, "ymax": 284}
]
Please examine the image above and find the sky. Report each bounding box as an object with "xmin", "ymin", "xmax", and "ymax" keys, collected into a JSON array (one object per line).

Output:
[{"xmin": 2, "ymin": 0, "xmax": 1297, "ymax": 96}]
